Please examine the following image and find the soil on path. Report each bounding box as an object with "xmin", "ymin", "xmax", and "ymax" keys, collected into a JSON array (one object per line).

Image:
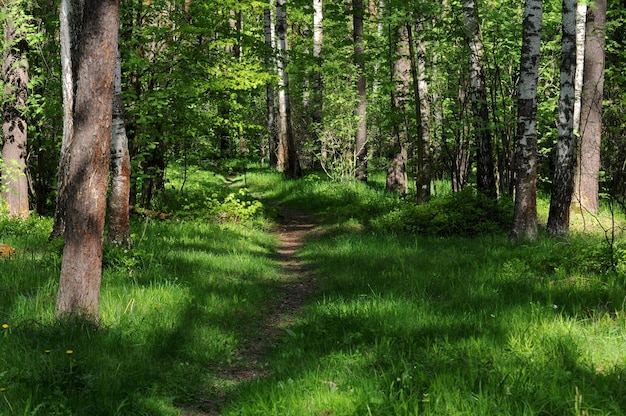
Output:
[{"xmin": 186, "ymin": 207, "xmax": 318, "ymax": 415}]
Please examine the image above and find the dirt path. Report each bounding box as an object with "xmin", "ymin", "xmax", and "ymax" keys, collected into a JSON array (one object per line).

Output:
[{"xmin": 189, "ymin": 207, "xmax": 318, "ymax": 415}]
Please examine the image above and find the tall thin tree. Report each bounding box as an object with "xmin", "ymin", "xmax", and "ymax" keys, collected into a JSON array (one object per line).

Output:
[
  {"xmin": 573, "ymin": 0, "xmax": 606, "ymax": 213},
  {"xmin": 1, "ymin": 0, "xmax": 30, "ymax": 218},
  {"xmin": 55, "ymin": 0, "xmax": 119, "ymax": 320},
  {"xmin": 275, "ymin": 0, "xmax": 301, "ymax": 177},
  {"xmin": 511, "ymin": 0, "xmax": 542, "ymax": 241},
  {"xmin": 353, "ymin": 0, "xmax": 368, "ymax": 181},
  {"xmin": 386, "ymin": 23, "xmax": 410, "ymax": 194},
  {"xmin": 107, "ymin": 32, "xmax": 132, "ymax": 248},
  {"xmin": 547, "ymin": 0, "xmax": 577, "ymax": 237},
  {"xmin": 462, "ymin": 0, "xmax": 496, "ymax": 199},
  {"xmin": 263, "ymin": 4, "xmax": 278, "ymax": 168}
]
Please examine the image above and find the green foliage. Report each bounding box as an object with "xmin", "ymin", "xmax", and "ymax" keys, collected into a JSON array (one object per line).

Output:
[{"xmin": 373, "ymin": 187, "xmax": 514, "ymax": 236}]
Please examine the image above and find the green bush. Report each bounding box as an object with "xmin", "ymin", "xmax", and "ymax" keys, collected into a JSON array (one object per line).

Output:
[{"xmin": 373, "ymin": 188, "xmax": 514, "ymax": 236}]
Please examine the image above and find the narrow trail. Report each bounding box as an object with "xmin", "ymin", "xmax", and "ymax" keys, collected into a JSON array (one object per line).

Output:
[{"xmin": 189, "ymin": 207, "xmax": 318, "ymax": 415}]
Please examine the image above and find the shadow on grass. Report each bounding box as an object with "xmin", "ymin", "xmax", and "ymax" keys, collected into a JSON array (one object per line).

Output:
[{"xmin": 220, "ymin": 229, "xmax": 626, "ymax": 415}]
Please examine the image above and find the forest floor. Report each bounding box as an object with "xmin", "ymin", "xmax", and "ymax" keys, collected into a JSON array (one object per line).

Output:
[{"xmin": 196, "ymin": 207, "xmax": 318, "ymax": 415}]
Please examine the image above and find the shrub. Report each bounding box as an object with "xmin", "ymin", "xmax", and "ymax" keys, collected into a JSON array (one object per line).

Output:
[{"xmin": 372, "ymin": 188, "xmax": 514, "ymax": 237}]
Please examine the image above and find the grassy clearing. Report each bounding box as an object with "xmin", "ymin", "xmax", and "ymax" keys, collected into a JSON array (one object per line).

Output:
[{"xmin": 2, "ymin": 165, "xmax": 626, "ymax": 415}]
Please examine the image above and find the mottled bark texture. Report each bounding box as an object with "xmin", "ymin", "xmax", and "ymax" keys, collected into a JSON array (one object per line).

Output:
[
  {"xmin": 462, "ymin": 0, "xmax": 496, "ymax": 199},
  {"xmin": 353, "ymin": 0, "xmax": 368, "ymax": 181},
  {"xmin": 547, "ymin": 0, "xmax": 577, "ymax": 237},
  {"xmin": 511, "ymin": 0, "xmax": 542, "ymax": 241},
  {"xmin": 573, "ymin": 0, "xmax": 605, "ymax": 213},
  {"xmin": 55, "ymin": 0, "xmax": 119, "ymax": 321},
  {"xmin": 275, "ymin": 0, "xmax": 301, "ymax": 178},
  {"xmin": 2, "ymin": 2, "xmax": 30, "ymax": 218},
  {"xmin": 409, "ymin": 21, "xmax": 431, "ymax": 204},
  {"xmin": 107, "ymin": 40, "xmax": 132, "ymax": 248},
  {"xmin": 386, "ymin": 24, "xmax": 410, "ymax": 195},
  {"xmin": 263, "ymin": 5, "xmax": 277, "ymax": 168}
]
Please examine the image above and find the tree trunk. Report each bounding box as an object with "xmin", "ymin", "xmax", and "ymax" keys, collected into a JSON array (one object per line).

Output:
[
  {"xmin": 386, "ymin": 23, "xmax": 410, "ymax": 195},
  {"xmin": 263, "ymin": 5, "xmax": 278, "ymax": 168},
  {"xmin": 573, "ymin": 0, "xmax": 605, "ymax": 213},
  {"xmin": 353, "ymin": 0, "xmax": 368, "ymax": 182},
  {"xmin": 462, "ymin": 0, "xmax": 497, "ymax": 199},
  {"xmin": 275, "ymin": 0, "xmax": 301, "ymax": 178},
  {"xmin": 1, "ymin": 2, "xmax": 30, "ymax": 218},
  {"xmin": 511, "ymin": 0, "xmax": 542, "ymax": 241},
  {"xmin": 547, "ymin": 0, "xmax": 577, "ymax": 237},
  {"xmin": 50, "ymin": 0, "xmax": 75, "ymax": 239},
  {"xmin": 56, "ymin": 0, "xmax": 119, "ymax": 321},
  {"xmin": 572, "ymin": 1, "xmax": 586, "ymax": 134},
  {"xmin": 312, "ymin": 0, "xmax": 323, "ymax": 159},
  {"xmin": 107, "ymin": 35, "xmax": 132, "ymax": 248},
  {"xmin": 409, "ymin": 20, "xmax": 431, "ymax": 204}
]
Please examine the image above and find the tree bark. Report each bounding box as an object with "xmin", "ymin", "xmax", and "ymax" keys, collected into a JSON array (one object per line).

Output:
[
  {"xmin": 107, "ymin": 34, "xmax": 132, "ymax": 248},
  {"xmin": 1, "ymin": 1, "xmax": 30, "ymax": 218},
  {"xmin": 462, "ymin": 0, "xmax": 497, "ymax": 199},
  {"xmin": 353, "ymin": 0, "xmax": 368, "ymax": 182},
  {"xmin": 409, "ymin": 20, "xmax": 431, "ymax": 204},
  {"xmin": 511, "ymin": 0, "xmax": 542, "ymax": 241},
  {"xmin": 547, "ymin": 0, "xmax": 577, "ymax": 237},
  {"xmin": 55, "ymin": 0, "xmax": 119, "ymax": 321},
  {"xmin": 572, "ymin": 1, "xmax": 586, "ymax": 134},
  {"xmin": 275, "ymin": 0, "xmax": 301, "ymax": 178},
  {"xmin": 51, "ymin": 0, "xmax": 77, "ymax": 239},
  {"xmin": 386, "ymin": 23, "xmax": 410, "ymax": 195},
  {"xmin": 263, "ymin": 5, "xmax": 277, "ymax": 168},
  {"xmin": 573, "ymin": 0, "xmax": 605, "ymax": 213}
]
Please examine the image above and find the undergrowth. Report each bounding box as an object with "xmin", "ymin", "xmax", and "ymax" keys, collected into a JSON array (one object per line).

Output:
[{"xmin": 1, "ymin": 164, "xmax": 626, "ymax": 415}]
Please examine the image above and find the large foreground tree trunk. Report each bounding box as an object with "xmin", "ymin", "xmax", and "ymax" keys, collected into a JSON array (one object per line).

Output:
[
  {"xmin": 573, "ymin": 0, "xmax": 605, "ymax": 213},
  {"xmin": 55, "ymin": 0, "xmax": 119, "ymax": 321},
  {"xmin": 511, "ymin": 0, "xmax": 542, "ymax": 241},
  {"xmin": 1, "ymin": 1, "xmax": 30, "ymax": 218},
  {"xmin": 547, "ymin": 0, "xmax": 577, "ymax": 237}
]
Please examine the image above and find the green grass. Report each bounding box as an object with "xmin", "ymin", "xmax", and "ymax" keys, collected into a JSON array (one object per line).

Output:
[{"xmin": 2, "ymin": 165, "xmax": 626, "ymax": 415}]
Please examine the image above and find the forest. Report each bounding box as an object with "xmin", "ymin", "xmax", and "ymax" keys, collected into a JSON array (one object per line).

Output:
[{"xmin": 1, "ymin": 0, "xmax": 626, "ymax": 414}]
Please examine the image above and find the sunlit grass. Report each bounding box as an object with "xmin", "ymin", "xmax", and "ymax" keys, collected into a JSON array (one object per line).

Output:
[{"xmin": 1, "ymin": 166, "xmax": 626, "ymax": 415}]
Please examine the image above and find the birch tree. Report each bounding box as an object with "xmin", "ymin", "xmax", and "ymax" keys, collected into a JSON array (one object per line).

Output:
[
  {"xmin": 511, "ymin": 0, "xmax": 542, "ymax": 241},
  {"xmin": 462, "ymin": 0, "xmax": 496, "ymax": 199},
  {"xmin": 107, "ymin": 35, "xmax": 131, "ymax": 248},
  {"xmin": 573, "ymin": 0, "xmax": 606, "ymax": 213},
  {"xmin": 55, "ymin": 0, "xmax": 119, "ymax": 320},
  {"xmin": 410, "ymin": 19, "xmax": 431, "ymax": 204},
  {"xmin": 354, "ymin": 0, "xmax": 367, "ymax": 181},
  {"xmin": 386, "ymin": 23, "xmax": 410, "ymax": 194},
  {"xmin": 275, "ymin": 0, "xmax": 301, "ymax": 177},
  {"xmin": 1, "ymin": 0, "xmax": 29, "ymax": 218},
  {"xmin": 547, "ymin": 0, "xmax": 577, "ymax": 237},
  {"xmin": 263, "ymin": 4, "xmax": 277, "ymax": 168}
]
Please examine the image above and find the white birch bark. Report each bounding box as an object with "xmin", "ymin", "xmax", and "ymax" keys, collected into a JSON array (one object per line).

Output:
[
  {"xmin": 107, "ymin": 41, "xmax": 132, "ymax": 248},
  {"xmin": 572, "ymin": 2, "xmax": 586, "ymax": 133},
  {"xmin": 511, "ymin": 0, "xmax": 542, "ymax": 240},
  {"xmin": 275, "ymin": 0, "xmax": 300, "ymax": 177},
  {"xmin": 462, "ymin": 0, "xmax": 496, "ymax": 198},
  {"xmin": 547, "ymin": 0, "xmax": 577, "ymax": 236},
  {"xmin": 573, "ymin": 0, "xmax": 605, "ymax": 213}
]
